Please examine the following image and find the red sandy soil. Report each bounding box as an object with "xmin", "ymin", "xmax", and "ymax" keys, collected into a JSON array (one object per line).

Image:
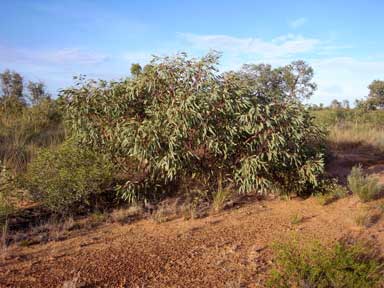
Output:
[
  {"xmin": 1, "ymin": 195, "xmax": 383, "ymax": 288},
  {"xmin": 2, "ymin": 148, "xmax": 384, "ymax": 288}
]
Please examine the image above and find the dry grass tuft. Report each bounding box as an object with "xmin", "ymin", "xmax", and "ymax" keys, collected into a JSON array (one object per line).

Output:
[
  {"xmin": 348, "ymin": 166, "xmax": 382, "ymax": 202},
  {"xmin": 355, "ymin": 207, "xmax": 383, "ymax": 228},
  {"xmin": 109, "ymin": 205, "xmax": 143, "ymax": 224},
  {"xmin": 328, "ymin": 124, "xmax": 384, "ymax": 152}
]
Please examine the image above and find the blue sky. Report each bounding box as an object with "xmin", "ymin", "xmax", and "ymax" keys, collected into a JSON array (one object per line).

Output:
[{"xmin": 1, "ymin": 0, "xmax": 384, "ymax": 105}]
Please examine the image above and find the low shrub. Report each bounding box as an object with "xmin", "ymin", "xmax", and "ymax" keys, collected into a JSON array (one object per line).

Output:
[
  {"xmin": 268, "ymin": 238, "xmax": 384, "ymax": 288},
  {"xmin": 348, "ymin": 165, "xmax": 382, "ymax": 202},
  {"xmin": 316, "ymin": 180, "xmax": 348, "ymax": 205},
  {"xmin": 24, "ymin": 140, "xmax": 114, "ymax": 214}
]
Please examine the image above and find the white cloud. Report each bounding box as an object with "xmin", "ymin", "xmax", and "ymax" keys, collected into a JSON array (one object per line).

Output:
[
  {"xmin": 0, "ymin": 45, "xmax": 108, "ymax": 66},
  {"xmin": 2, "ymin": 32, "xmax": 383, "ymax": 107},
  {"xmin": 42, "ymin": 48, "xmax": 108, "ymax": 64},
  {"xmin": 177, "ymin": 32, "xmax": 384, "ymax": 105},
  {"xmin": 289, "ymin": 17, "xmax": 307, "ymax": 29},
  {"xmin": 311, "ymin": 57, "xmax": 384, "ymax": 105},
  {"xmin": 179, "ymin": 33, "xmax": 319, "ymax": 58}
]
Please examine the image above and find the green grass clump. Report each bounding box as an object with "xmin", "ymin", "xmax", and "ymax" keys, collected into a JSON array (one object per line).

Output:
[
  {"xmin": 268, "ymin": 239, "xmax": 384, "ymax": 288},
  {"xmin": 211, "ymin": 174, "xmax": 233, "ymax": 213},
  {"xmin": 290, "ymin": 214, "xmax": 303, "ymax": 225},
  {"xmin": 348, "ymin": 166, "xmax": 382, "ymax": 202}
]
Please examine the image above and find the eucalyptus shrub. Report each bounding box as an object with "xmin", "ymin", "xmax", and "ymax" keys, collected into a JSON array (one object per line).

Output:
[{"xmin": 62, "ymin": 52, "xmax": 325, "ymax": 202}]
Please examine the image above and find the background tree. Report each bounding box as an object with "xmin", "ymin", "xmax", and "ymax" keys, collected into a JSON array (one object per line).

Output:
[
  {"xmin": 330, "ymin": 99, "xmax": 342, "ymax": 109},
  {"xmin": 130, "ymin": 63, "xmax": 142, "ymax": 78},
  {"xmin": 367, "ymin": 80, "xmax": 384, "ymax": 109},
  {"xmin": 239, "ymin": 60, "xmax": 316, "ymax": 102},
  {"xmin": 342, "ymin": 99, "xmax": 350, "ymax": 109},
  {"xmin": 27, "ymin": 81, "xmax": 50, "ymax": 105},
  {"xmin": 282, "ymin": 60, "xmax": 317, "ymax": 100},
  {"xmin": 0, "ymin": 70, "xmax": 26, "ymax": 111}
]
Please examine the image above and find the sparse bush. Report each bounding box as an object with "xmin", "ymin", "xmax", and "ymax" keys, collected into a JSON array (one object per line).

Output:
[
  {"xmin": 268, "ymin": 239, "xmax": 384, "ymax": 288},
  {"xmin": 109, "ymin": 205, "xmax": 143, "ymax": 224},
  {"xmin": 348, "ymin": 165, "xmax": 382, "ymax": 202},
  {"xmin": 316, "ymin": 180, "xmax": 348, "ymax": 205},
  {"xmin": 62, "ymin": 53, "xmax": 325, "ymax": 202},
  {"xmin": 181, "ymin": 187, "xmax": 210, "ymax": 220},
  {"xmin": 24, "ymin": 140, "xmax": 114, "ymax": 214}
]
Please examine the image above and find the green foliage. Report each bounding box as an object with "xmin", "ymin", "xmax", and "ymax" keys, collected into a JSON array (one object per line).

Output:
[
  {"xmin": 62, "ymin": 52, "xmax": 325, "ymax": 202},
  {"xmin": 367, "ymin": 80, "xmax": 384, "ymax": 109},
  {"xmin": 268, "ymin": 239, "xmax": 384, "ymax": 288},
  {"xmin": 290, "ymin": 213, "xmax": 303, "ymax": 225},
  {"xmin": 24, "ymin": 140, "xmax": 114, "ymax": 214},
  {"xmin": 348, "ymin": 166, "xmax": 382, "ymax": 202}
]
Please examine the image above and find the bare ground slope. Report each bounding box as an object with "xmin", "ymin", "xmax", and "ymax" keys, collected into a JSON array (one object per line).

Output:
[{"xmin": 1, "ymin": 195, "xmax": 382, "ymax": 288}]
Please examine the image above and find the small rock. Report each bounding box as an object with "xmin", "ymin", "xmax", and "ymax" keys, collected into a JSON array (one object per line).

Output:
[
  {"xmin": 216, "ymin": 259, "xmax": 225, "ymax": 266},
  {"xmin": 231, "ymin": 244, "xmax": 240, "ymax": 252}
]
